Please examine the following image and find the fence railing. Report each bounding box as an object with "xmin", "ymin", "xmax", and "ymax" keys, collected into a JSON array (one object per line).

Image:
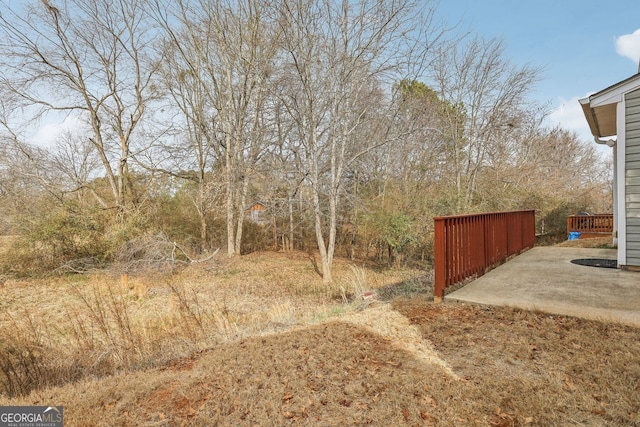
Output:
[
  {"xmin": 566, "ymin": 214, "xmax": 613, "ymax": 237},
  {"xmin": 434, "ymin": 210, "xmax": 536, "ymax": 301}
]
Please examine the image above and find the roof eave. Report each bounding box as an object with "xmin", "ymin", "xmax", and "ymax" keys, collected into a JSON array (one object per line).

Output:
[
  {"xmin": 579, "ymin": 73, "xmax": 640, "ymax": 139},
  {"xmin": 579, "ymin": 97, "xmax": 601, "ymax": 138}
]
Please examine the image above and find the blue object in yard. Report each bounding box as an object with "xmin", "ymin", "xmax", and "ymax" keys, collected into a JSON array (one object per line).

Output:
[{"xmin": 568, "ymin": 231, "xmax": 581, "ymax": 241}]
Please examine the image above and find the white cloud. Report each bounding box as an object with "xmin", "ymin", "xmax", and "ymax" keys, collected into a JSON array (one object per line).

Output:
[
  {"xmin": 31, "ymin": 113, "xmax": 87, "ymax": 147},
  {"xmin": 615, "ymin": 29, "xmax": 640, "ymax": 65},
  {"xmin": 548, "ymin": 96, "xmax": 613, "ymax": 157},
  {"xmin": 548, "ymin": 96, "xmax": 593, "ymax": 141}
]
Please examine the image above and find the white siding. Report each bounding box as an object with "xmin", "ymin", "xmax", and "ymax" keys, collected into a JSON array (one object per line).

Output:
[{"xmin": 625, "ymin": 88, "xmax": 640, "ymax": 266}]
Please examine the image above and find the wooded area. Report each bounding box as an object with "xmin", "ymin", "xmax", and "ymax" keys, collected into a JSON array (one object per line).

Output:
[{"xmin": 0, "ymin": 0, "xmax": 611, "ymax": 280}]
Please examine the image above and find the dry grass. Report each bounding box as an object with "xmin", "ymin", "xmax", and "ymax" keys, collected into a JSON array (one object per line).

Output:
[
  {"xmin": 1, "ymin": 315, "xmax": 444, "ymax": 426},
  {"xmin": 554, "ymin": 236, "xmax": 614, "ymax": 249},
  {"xmin": 0, "ymin": 250, "xmax": 419, "ymax": 397},
  {"xmin": 1, "ymin": 249, "xmax": 639, "ymax": 426},
  {"xmin": 0, "ymin": 236, "xmax": 16, "ymax": 280},
  {"xmin": 393, "ymin": 300, "xmax": 640, "ymax": 426},
  {"xmin": 2, "ymin": 300, "xmax": 638, "ymax": 426}
]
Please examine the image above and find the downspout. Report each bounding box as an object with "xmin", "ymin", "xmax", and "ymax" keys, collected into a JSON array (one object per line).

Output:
[
  {"xmin": 593, "ymin": 137, "xmax": 616, "ymax": 147},
  {"xmin": 594, "ymin": 137, "xmax": 618, "ymax": 247}
]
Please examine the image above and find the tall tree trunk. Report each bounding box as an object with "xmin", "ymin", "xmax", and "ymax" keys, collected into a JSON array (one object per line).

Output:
[
  {"xmin": 234, "ymin": 173, "xmax": 250, "ymax": 255},
  {"xmin": 288, "ymin": 197, "xmax": 295, "ymax": 251},
  {"xmin": 225, "ymin": 134, "xmax": 236, "ymax": 256}
]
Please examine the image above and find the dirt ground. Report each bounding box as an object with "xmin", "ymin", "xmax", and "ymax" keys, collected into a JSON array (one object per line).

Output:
[
  {"xmin": 554, "ymin": 236, "xmax": 613, "ymax": 249},
  {"xmin": 2, "ymin": 300, "xmax": 639, "ymax": 426},
  {"xmin": 1, "ymin": 240, "xmax": 638, "ymax": 426}
]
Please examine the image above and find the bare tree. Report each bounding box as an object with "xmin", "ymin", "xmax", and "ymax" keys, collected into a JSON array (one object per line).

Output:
[
  {"xmin": 0, "ymin": 0, "xmax": 161, "ymax": 215},
  {"xmin": 49, "ymin": 130, "xmax": 105, "ymax": 205},
  {"xmin": 428, "ymin": 36, "xmax": 542, "ymax": 211},
  {"xmin": 138, "ymin": 37, "xmax": 221, "ymax": 252},
  {"xmin": 153, "ymin": 0, "xmax": 282, "ymax": 256},
  {"xmin": 276, "ymin": 0, "xmax": 442, "ymax": 281}
]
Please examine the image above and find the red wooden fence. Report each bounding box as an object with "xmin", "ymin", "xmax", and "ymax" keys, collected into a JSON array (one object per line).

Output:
[
  {"xmin": 566, "ymin": 214, "xmax": 613, "ymax": 238},
  {"xmin": 433, "ymin": 210, "xmax": 536, "ymax": 301}
]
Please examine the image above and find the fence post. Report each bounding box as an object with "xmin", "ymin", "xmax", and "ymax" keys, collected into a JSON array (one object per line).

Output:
[{"xmin": 434, "ymin": 217, "xmax": 446, "ymax": 303}]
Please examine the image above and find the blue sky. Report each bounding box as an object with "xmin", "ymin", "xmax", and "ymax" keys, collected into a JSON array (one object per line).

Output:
[
  {"xmin": 433, "ymin": 0, "xmax": 640, "ymax": 145},
  {"xmin": 17, "ymin": 0, "xmax": 640, "ymax": 148}
]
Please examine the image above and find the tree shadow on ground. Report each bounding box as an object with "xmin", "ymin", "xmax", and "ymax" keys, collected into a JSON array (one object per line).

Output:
[{"xmin": 376, "ymin": 273, "xmax": 434, "ymax": 302}]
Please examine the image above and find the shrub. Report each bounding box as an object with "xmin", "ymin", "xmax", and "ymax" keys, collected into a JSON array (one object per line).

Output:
[{"xmin": 1, "ymin": 205, "xmax": 110, "ymax": 275}]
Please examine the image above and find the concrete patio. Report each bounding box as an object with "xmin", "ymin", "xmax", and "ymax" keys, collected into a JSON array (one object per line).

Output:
[{"xmin": 444, "ymin": 246, "xmax": 640, "ymax": 327}]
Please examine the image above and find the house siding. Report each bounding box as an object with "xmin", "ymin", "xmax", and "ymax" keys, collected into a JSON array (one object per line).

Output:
[{"xmin": 626, "ymin": 88, "xmax": 640, "ymax": 266}]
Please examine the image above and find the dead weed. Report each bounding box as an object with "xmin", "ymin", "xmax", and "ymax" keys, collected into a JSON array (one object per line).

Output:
[
  {"xmin": 2, "ymin": 299, "xmax": 638, "ymax": 426},
  {"xmin": 393, "ymin": 299, "xmax": 640, "ymax": 426},
  {"xmin": 2, "ymin": 250, "xmax": 637, "ymax": 426},
  {"xmin": 0, "ymin": 251, "xmax": 421, "ymax": 399}
]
